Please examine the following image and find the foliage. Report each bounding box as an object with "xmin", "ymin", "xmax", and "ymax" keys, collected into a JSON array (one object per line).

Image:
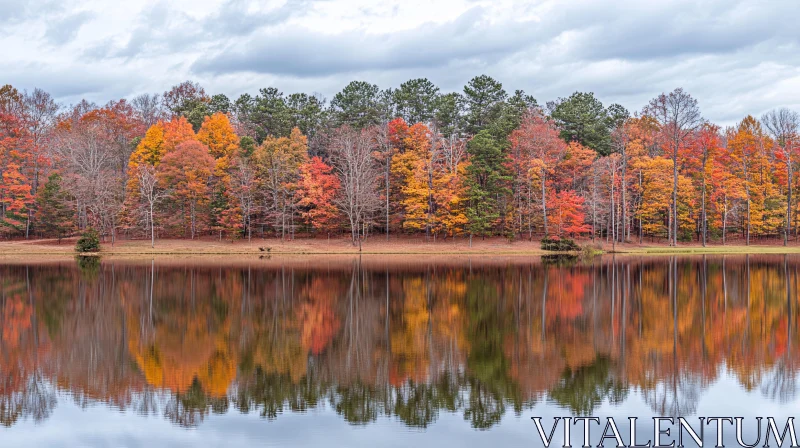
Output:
[
  {"xmin": 75, "ymin": 228, "xmax": 100, "ymax": 252},
  {"xmin": 465, "ymin": 131, "xmax": 511, "ymax": 237},
  {"xmin": 540, "ymin": 237, "xmax": 581, "ymax": 251},
  {"xmin": 35, "ymin": 173, "xmax": 74, "ymax": 240},
  {"xmin": 3, "ymin": 77, "xmax": 799, "ymax": 246}
]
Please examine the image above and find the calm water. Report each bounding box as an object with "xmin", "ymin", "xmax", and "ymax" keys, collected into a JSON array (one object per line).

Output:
[{"xmin": 1, "ymin": 255, "xmax": 800, "ymax": 447}]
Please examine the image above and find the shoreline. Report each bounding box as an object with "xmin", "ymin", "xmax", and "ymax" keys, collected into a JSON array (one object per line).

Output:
[{"xmin": 3, "ymin": 237, "xmax": 800, "ymax": 257}]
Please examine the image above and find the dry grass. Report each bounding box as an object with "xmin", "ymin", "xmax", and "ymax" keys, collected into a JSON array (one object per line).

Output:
[
  {"xmin": 0, "ymin": 235, "xmax": 553, "ymax": 257},
  {"xmin": 4, "ymin": 235, "xmax": 800, "ymax": 258}
]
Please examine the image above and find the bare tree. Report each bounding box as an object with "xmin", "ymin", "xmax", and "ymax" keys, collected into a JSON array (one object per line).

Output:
[
  {"xmin": 51, "ymin": 115, "xmax": 115, "ymax": 230},
  {"xmin": 231, "ymin": 156, "xmax": 257, "ymax": 242},
  {"xmin": 22, "ymin": 88, "xmax": 59, "ymax": 194},
  {"xmin": 645, "ymin": 88, "xmax": 702, "ymax": 246},
  {"xmin": 131, "ymin": 93, "xmax": 164, "ymax": 129},
  {"xmin": 762, "ymin": 108, "xmax": 799, "ymax": 246},
  {"xmin": 373, "ymin": 122, "xmax": 392, "ymax": 240},
  {"xmin": 22, "ymin": 88, "xmax": 59, "ymax": 237},
  {"xmin": 137, "ymin": 165, "xmax": 168, "ymax": 248},
  {"xmin": 329, "ymin": 126, "xmax": 382, "ymax": 248}
]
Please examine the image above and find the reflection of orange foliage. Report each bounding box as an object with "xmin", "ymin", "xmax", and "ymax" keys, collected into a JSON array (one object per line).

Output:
[
  {"xmin": 124, "ymin": 284, "xmax": 237, "ymax": 398},
  {"xmin": 298, "ymin": 279, "xmax": 341, "ymax": 355},
  {"xmin": 390, "ymin": 278, "xmax": 431, "ymax": 385},
  {"xmin": 547, "ymin": 271, "xmax": 587, "ymax": 320},
  {"xmin": 2, "ymin": 297, "xmax": 32, "ymax": 349},
  {"xmin": 129, "ymin": 332, "xmax": 236, "ymax": 398}
]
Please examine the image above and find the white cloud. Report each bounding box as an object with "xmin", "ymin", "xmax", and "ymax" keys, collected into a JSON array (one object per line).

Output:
[{"xmin": 1, "ymin": 0, "xmax": 798, "ymax": 124}]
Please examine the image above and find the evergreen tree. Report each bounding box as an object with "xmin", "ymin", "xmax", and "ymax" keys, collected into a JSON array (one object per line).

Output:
[
  {"xmin": 393, "ymin": 78, "xmax": 440, "ymax": 124},
  {"xmin": 463, "ymin": 75, "xmax": 507, "ymax": 135},
  {"xmin": 465, "ymin": 131, "xmax": 511, "ymax": 239},
  {"xmin": 35, "ymin": 173, "xmax": 74, "ymax": 242}
]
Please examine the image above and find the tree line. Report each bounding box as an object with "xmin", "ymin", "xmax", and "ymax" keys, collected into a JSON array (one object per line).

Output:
[{"xmin": 0, "ymin": 77, "xmax": 797, "ymax": 246}]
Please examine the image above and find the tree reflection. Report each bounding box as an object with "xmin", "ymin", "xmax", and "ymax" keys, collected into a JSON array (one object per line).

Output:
[{"xmin": 1, "ymin": 255, "xmax": 800, "ymax": 428}]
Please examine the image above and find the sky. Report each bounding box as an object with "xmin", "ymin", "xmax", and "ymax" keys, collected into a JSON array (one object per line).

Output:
[{"xmin": 2, "ymin": 0, "xmax": 798, "ymax": 125}]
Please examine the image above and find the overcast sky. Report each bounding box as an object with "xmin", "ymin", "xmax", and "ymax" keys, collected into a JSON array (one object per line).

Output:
[{"xmin": 2, "ymin": 0, "xmax": 798, "ymax": 125}]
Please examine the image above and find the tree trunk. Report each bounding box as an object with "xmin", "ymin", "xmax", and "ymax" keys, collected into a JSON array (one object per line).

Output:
[
  {"xmin": 722, "ymin": 197, "xmax": 727, "ymax": 245},
  {"xmin": 611, "ymin": 165, "xmax": 616, "ymax": 252},
  {"xmin": 621, "ymin": 147, "xmax": 627, "ymax": 242},
  {"xmin": 786, "ymin": 163, "xmax": 792, "ymax": 246},
  {"xmin": 541, "ymin": 169, "xmax": 548, "ymax": 237},
  {"xmin": 149, "ymin": 202, "xmax": 155, "ymax": 249},
  {"xmin": 672, "ymin": 145, "xmax": 678, "ymax": 247},
  {"xmin": 701, "ymin": 172, "xmax": 707, "ymax": 247}
]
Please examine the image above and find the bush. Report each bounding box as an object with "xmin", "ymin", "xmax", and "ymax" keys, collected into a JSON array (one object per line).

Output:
[
  {"xmin": 540, "ymin": 237, "xmax": 581, "ymax": 252},
  {"xmin": 76, "ymin": 229, "xmax": 100, "ymax": 253},
  {"xmin": 582, "ymin": 242, "xmax": 604, "ymax": 256}
]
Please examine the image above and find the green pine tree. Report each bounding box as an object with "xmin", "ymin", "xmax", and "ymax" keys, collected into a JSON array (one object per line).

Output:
[
  {"xmin": 465, "ymin": 131, "xmax": 511, "ymax": 239},
  {"xmin": 35, "ymin": 173, "xmax": 75, "ymax": 242}
]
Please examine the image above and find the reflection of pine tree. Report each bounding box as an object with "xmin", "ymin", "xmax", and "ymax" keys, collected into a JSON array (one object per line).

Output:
[
  {"xmin": 548, "ymin": 356, "xmax": 628, "ymax": 415},
  {"xmin": 232, "ymin": 368, "xmax": 326, "ymax": 419},
  {"xmin": 164, "ymin": 377, "xmax": 228, "ymax": 427},
  {"xmin": 463, "ymin": 278, "xmax": 523, "ymax": 429},
  {"xmin": 332, "ymin": 381, "xmax": 381, "ymax": 425}
]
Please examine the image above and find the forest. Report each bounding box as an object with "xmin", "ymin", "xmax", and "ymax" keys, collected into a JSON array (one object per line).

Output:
[{"xmin": 0, "ymin": 77, "xmax": 798, "ymax": 247}]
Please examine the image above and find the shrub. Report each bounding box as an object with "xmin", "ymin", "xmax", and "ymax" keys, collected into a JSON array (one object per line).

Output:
[
  {"xmin": 540, "ymin": 237, "xmax": 581, "ymax": 252},
  {"xmin": 582, "ymin": 243, "xmax": 604, "ymax": 256},
  {"xmin": 76, "ymin": 229, "xmax": 100, "ymax": 253}
]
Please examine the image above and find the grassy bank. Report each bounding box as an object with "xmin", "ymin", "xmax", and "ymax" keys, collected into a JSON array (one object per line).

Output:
[
  {"xmin": 3, "ymin": 236, "xmax": 800, "ymax": 257},
  {"xmin": 0, "ymin": 236, "xmax": 553, "ymax": 256}
]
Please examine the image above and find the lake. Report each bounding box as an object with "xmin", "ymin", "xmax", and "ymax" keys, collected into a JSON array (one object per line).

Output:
[{"xmin": 1, "ymin": 255, "xmax": 799, "ymax": 447}]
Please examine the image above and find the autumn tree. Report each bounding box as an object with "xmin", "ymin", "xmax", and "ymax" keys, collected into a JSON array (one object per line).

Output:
[
  {"xmin": 253, "ymin": 128, "xmax": 308, "ymax": 238},
  {"xmin": 645, "ymin": 88, "xmax": 702, "ymax": 246},
  {"xmin": 548, "ymin": 190, "xmax": 591, "ymax": 237},
  {"xmin": 509, "ymin": 112, "xmax": 567, "ymax": 237},
  {"xmin": 157, "ymin": 140, "xmax": 215, "ymax": 239},
  {"xmin": 197, "ymin": 112, "xmax": 241, "ymax": 237},
  {"xmin": 0, "ymin": 112, "xmax": 32, "ymax": 236},
  {"xmin": 762, "ymin": 108, "xmax": 799, "ymax": 245},
  {"xmin": 691, "ymin": 123, "xmax": 722, "ymax": 246},
  {"xmin": 296, "ymin": 156, "xmax": 341, "ymax": 235}
]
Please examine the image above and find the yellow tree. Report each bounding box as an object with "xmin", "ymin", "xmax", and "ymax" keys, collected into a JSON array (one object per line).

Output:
[
  {"xmin": 197, "ymin": 112, "xmax": 239, "ymax": 169},
  {"xmin": 124, "ymin": 118, "xmax": 195, "ymax": 231},
  {"xmin": 197, "ymin": 113, "xmax": 242, "ymax": 239},
  {"xmin": 253, "ymin": 127, "xmax": 308, "ymax": 238},
  {"xmin": 728, "ymin": 116, "xmax": 781, "ymax": 243}
]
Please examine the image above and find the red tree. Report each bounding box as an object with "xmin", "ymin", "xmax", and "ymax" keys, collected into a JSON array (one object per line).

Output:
[{"xmin": 296, "ymin": 156, "xmax": 341, "ymax": 235}]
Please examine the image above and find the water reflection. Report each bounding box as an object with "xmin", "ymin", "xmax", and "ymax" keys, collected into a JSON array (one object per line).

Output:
[{"xmin": 1, "ymin": 255, "xmax": 798, "ymax": 430}]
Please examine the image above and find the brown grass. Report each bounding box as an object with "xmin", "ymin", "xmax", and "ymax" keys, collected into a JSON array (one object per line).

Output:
[
  {"xmin": 4, "ymin": 235, "xmax": 800, "ymax": 258},
  {"xmin": 0, "ymin": 235, "xmax": 552, "ymax": 256}
]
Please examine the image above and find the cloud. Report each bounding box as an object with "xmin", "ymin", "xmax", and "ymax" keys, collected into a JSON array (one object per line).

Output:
[
  {"xmin": 1, "ymin": 0, "xmax": 798, "ymax": 125},
  {"xmin": 44, "ymin": 10, "xmax": 94, "ymax": 45},
  {"xmin": 192, "ymin": 6, "xmax": 539, "ymax": 76}
]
